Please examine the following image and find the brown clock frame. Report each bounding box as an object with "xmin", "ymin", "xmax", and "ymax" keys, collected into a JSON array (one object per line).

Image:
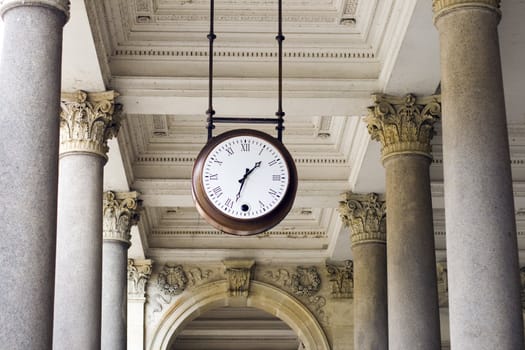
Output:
[{"xmin": 191, "ymin": 129, "xmax": 298, "ymax": 236}]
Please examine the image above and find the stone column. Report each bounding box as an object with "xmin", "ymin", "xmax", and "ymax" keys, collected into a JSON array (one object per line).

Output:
[
  {"xmin": 433, "ymin": 1, "xmax": 524, "ymax": 349},
  {"xmin": 339, "ymin": 192, "xmax": 388, "ymax": 350},
  {"xmin": 366, "ymin": 93, "xmax": 441, "ymax": 349},
  {"xmin": 0, "ymin": 1, "xmax": 69, "ymax": 349},
  {"xmin": 102, "ymin": 191, "xmax": 141, "ymax": 350},
  {"xmin": 127, "ymin": 259, "xmax": 153, "ymax": 350},
  {"xmin": 53, "ymin": 90, "xmax": 121, "ymax": 350}
]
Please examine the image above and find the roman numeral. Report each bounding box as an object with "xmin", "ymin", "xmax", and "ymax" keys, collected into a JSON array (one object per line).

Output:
[
  {"xmin": 225, "ymin": 147, "xmax": 234, "ymax": 156},
  {"xmin": 225, "ymin": 198, "xmax": 234, "ymax": 208},
  {"xmin": 240, "ymin": 142, "xmax": 250, "ymax": 152},
  {"xmin": 272, "ymin": 175, "xmax": 281, "ymax": 181},
  {"xmin": 258, "ymin": 200, "xmax": 266, "ymax": 208},
  {"xmin": 213, "ymin": 159, "xmax": 223, "ymax": 165},
  {"xmin": 268, "ymin": 188, "xmax": 280, "ymax": 198},
  {"xmin": 268, "ymin": 159, "xmax": 278, "ymax": 167},
  {"xmin": 209, "ymin": 174, "xmax": 218, "ymax": 180},
  {"xmin": 212, "ymin": 186, "xmax": 223, "ymax": 198}
]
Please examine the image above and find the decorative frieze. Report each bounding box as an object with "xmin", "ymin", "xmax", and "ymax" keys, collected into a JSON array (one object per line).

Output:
[
  {"xmin": 339, "ymin": 192, "xmax": 386, "ymax": 245},
  {"xmin": 224, "ymin": 260, "xmax": 255, "ymax": 297},
  {"xmin": 59, "ymin": 90, "xmax": 121, "ymax": 159},
  {"xmin": 433, "ymin": 0, "xmax": 500, "ymax": 20},
  {"xmin": 365, "ymin": 93, "xmax": 441, "ymax": 160},
  {"xmin": 326, "ymin": 260, "xmax": 354, "ymax": 298},
  {"xmin": 437, "ymin": 262, "xmax": 448, "ymax": 307},
  {"xmin": 103, "ymin": 191, "xmax": 141, "ymax": 245},
  {"xmin": 157, "ymin": 264, "xmax": 188, "ymax": 296},
  {"xmin": 127, "ymin": 259, "xmax": 152, "ymax": 299},
  {"xmin": 0, "ymin": 0, "xmax": 70, "ymax": 18}
]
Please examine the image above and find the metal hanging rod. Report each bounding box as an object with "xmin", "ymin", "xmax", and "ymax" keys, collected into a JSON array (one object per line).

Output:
[{"xmin": 206, "ymin": 0, "xmax": 286, "ymax": 142}]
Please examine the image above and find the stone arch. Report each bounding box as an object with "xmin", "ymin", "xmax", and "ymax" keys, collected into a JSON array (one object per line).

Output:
[{"xmin": 148, "ymin": 280, "xmax": 331, "ymax": 350}]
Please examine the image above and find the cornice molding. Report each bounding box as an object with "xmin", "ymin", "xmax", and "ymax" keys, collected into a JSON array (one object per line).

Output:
[
  {"xmin": 114, "ymin": 48, "xmax": 375, "ymax": 61},
  {"xmin": 103, "ymin": 191, "xmax": 141, "ymax": 245},
  {"xmin": 365, "ymin": 93, "xmax": 441, "ymax": 161},
  {"xmin": 339, "ymin": 192, "xmax": 386, "ymax": 246},
  {"xmin": 151, "ymin": 230, "xmax": 327, "ymax": 239},
  {"xmin": 433, "ymin": 0, "xmax": 501, "ymax": 22},
  {"xmin": 60, "ymin": 90, "xmax": 121, "ymax": 159},
  {"xmin": 0, "ymin": 0, "xmax": 70, "ymax": 19}
]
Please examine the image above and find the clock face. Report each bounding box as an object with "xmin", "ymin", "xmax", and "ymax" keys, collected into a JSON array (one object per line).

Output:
[{"xmin": 202, "ymin": 135, "xmax": 289, "ymax": 219}]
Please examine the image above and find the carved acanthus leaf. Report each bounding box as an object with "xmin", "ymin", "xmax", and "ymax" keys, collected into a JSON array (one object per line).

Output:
[
  {"xmin": 326, "ymin": 260, "xmax": 354, "ymax": 298},
  {"xmin": 60, "ymin": 90, "xmax": 121, "ymax": 159},
  {"xmin": 339, "ymin": 192, "xmax": 386, "ymax": 245},
  {"xmin": 103, "ymin": 191, "xmax": 141, "ymax": 245},
  {"xmin": 223, "ymin": 260, "xmax": 255, "ymax": 297},
  {"xmin": 157, "ymin": 264, "xmax": 188, "ymax": 296},
  {"xmin": 127, "ymin": 259, "xmax": 152, "ymax": 298},
  {"xmin": 365, "ymin": 93, "xmax": 441, "ymax": 160}
]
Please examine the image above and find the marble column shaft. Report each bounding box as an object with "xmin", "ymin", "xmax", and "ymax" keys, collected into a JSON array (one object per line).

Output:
[
  {"xmin": 53, "ymin": 90, "xmax": 121, "ymax": 350},
  {"xmin": 366, "ymin": 93, "xmax": 441, "ymax": 349},
  {"xmin": 433, "ymin": 1, "xmax": 524, "ymax": 349},
  {"xmin": 339, "ymin": 193, "xmax": 388, "ymax": 350},
  {"xmin": 102, "ymin": 191, "xmax": 140, "ymax": 350},
  {"xmin": 0, "ymin": 1, "xmax": 68, "ymax": 348}
]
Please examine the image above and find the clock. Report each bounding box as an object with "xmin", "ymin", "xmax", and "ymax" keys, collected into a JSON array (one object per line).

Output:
[{"xmin": 192, "ymin": 129, "xmax": 298, "ymax": 236}]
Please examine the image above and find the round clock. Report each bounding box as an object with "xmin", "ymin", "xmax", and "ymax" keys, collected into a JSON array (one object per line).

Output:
[{"xmin": 192, "ymin": 129, "xmax": 298, "ymax": 236}]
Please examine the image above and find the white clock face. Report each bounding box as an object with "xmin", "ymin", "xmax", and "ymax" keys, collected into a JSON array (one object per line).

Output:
[{"xmin": 202, "ymin": 135, "xmax": 290, "ymax": 219}]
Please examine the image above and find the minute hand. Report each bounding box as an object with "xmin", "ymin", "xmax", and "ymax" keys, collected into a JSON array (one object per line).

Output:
[{"xmin": 236, "ymin": 161, "xmax": 261, "ymax": 201}]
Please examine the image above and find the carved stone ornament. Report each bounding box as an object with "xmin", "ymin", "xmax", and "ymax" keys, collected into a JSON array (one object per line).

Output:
[
  {"xmin": 103, "ymin": 191, "xmax": 141, "ymax": 245},
  {"xmin": 432, "ymin": 0, "xmax": 500, "ymax": 21},
  {"xmin": 223, "ymin": 260, "xmax": 255, "ymax": 297},
  {"xmin": 437, "ymin": 262, "xmax": 448, "ymax": 307},
  {"xmin": 339, "ymin": 192, "xmax": 386, "ymax": 245},
  {"xmin": 520, "ymin": 266, "xmax": 525, "ymax": 310},
  {"xmin": 0, "ymin": 0, "xmax": 70, "ymax": 18},
  {"xmin": 59, "ymin": 90, "xmax": 121, "ymax": 159},
  {"xmin": 326, "ymin": 260, "xmax": 354, "ymax": 299},
  {"xmin": 365, "ymin": 93, "xmax": 441, "ymax": 161},
  {"xmin": 157, "ymin": 264, "xmax": 188, "ymax": 296},
  {"xmin": 127, "ymin": 259, "xmax": 152, "ymax": 299},
  {"xmin": 291, "ymin": 266, "xmax": 321, "ymax": 297}
]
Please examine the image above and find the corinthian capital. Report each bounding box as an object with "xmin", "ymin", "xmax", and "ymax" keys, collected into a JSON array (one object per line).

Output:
[
  {"xmin": 0, "ymin": 0, "xmax": 70, "ymax": 19},
  {"xmin": 60, "ymin": 90, "xmax": 121, "ymax": 159},
  {"xmin": 128, "ymin": 259, "xmax": 152, "ymax": 299},
  {"xmin": 365, "ymin": 93, "xmax": 441, "ymax": 160},
  {"xmin": 339, "ymin": 192, "xmax": 386, "ymax": 246},
  {"xmin": 103, "ymin": 191, "xmax": 141, "ymax": 246},
  {"xmin": 433, "ymin": 0, "xmax": 500, "ymax": 21}
]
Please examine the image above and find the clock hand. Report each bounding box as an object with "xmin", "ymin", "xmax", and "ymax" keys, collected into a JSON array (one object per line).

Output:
[{"xmin": 236, "ymin": 161, "xmax": 262, "ymax": 201}]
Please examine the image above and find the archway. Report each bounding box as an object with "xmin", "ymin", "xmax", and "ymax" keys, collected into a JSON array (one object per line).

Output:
[{"xmin": 148, "ymin": 280, "xmax": 331, "ymax": 350}]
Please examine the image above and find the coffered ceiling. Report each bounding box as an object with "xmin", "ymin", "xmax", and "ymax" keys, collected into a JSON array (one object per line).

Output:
[{"xmin": 62, "ymin": 0, "xmax": 525, "ymax": 264}]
